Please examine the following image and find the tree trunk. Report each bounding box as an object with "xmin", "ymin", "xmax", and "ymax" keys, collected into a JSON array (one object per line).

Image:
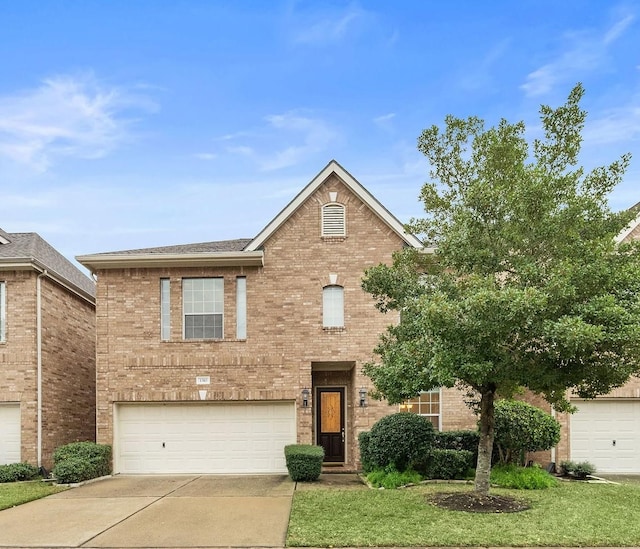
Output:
[{"xmin": 474, "ymin": 386, "xmax": 496, "ymax": 495}]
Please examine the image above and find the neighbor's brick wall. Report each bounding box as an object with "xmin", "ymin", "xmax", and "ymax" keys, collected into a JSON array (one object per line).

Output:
[
  {"xmin": 94, "ymin": 174, "xmax": 406, "ymax": 469},
  {"xmin": 0, "ymin": 270, "xmax": 95, "ymax": 469},
  {"xmin": 40, "ymin": 277, "xmax": 96, "ymax": 469},
  {"xmin": 0, "ymin": 270, "xmax": 38, "ymax": 464}
]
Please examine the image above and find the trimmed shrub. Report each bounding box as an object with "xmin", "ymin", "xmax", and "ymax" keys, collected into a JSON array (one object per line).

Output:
[
  {"xmin": 367, "ymin": 466, "xmax": 422, "ymax": 489},
  {"xmin": 285, "ymin": 444, "xmax": 324, "ymax": 481},
  {"xmin": 493, "ymin": 400, "xmax": 561, "ymax": 465},
  {"xmin": 0, "ymin": 462, "xmax": 40, "ymax": 483},
  {"xmin": 491, "ymin": 464, "xmax": 558, "ymax": 489},
  {"xmin": 367, "ymin": 413, "xmax": 435, "ymax": 471},
  {"xmin": 358, "ymin": 431, "xmax": 373, "ymax": 473},
  {"xmin": 560, "ymin": 460, "xmax": 596, "ymax": 479},
  {"xmin": 433, "ymin": 430, "xmax": 479, "ymax": 463},
  {"xmin": 52, "ymin": 441, "xmax": 111, "ymax": 484},
  {"xmin": 421, "ymin": 449, "xmax": 474, "ymax": 480}
]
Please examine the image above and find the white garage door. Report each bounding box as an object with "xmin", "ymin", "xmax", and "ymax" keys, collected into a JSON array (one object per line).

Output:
[
  {"xmin": 116, "ymin": 402, "xmax": 296, "ymax": 474},
  {"xmin": 571, "ymin": 400, "xmax": 640, "ymax": 473},
  {"xmin": 0, "ymin": 404, "xmax": 21, "ymax": 465}
]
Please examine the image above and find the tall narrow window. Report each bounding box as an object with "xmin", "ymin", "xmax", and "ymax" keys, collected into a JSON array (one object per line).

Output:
[
  {"xmin": 322, "ymin": 203, "xmax": 346, "ymax": 236},
  {"xmin": 183, "ymin": 278, "xmax": 224, "ymax": 339},
  {"xmin": 160, "ymin": 278, "xmax": 170, "ymax": 341},
  {"xmin": 236, "ymin": 276, "xmax": 246, "ymax": 339},
  {"xmin": 0, "ymin": 281, "xmax": 5, "ymax": 342},
  {"xmin": 322, "ymin": 285, "xmax": 344, "ymax": 328}
]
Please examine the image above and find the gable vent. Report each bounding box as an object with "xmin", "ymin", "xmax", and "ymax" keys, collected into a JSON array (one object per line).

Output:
[{"xmin": 322, "ymin": 203, "xmax": 346, "ymax": 236}]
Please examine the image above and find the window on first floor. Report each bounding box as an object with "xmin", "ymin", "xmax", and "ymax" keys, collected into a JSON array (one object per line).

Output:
[
  {"xmin": 399, "ymin": 388, "xmax": 441, "ymax": 429},
  {"xmin": 322, "ymin": 285, "xmax": 344, "ymax": 328},
  {"xmin": 183, "ymin": 277, "xmax": 224, "ymax": 339},
  {"xmin": 0, "ymin": 281, "xmax": 5, "ymax": 342}
]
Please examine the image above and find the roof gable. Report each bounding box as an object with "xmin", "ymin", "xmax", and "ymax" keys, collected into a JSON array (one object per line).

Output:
[
  {"xmin": 245, "ymin": 160, "xmax": 423, "ymax": 251},
  {"xmin": 615, "ymin": 201, "xmax": 640, "ymax": 244}
]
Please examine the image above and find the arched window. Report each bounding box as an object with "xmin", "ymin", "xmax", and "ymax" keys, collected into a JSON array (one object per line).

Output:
[
  {"xmin": 322, "ymin": 285, "xmax": 344, "ymax": 328},
  {"xmin": 322, "ymin": 203, "xmax": 346, "ymax": 236}
]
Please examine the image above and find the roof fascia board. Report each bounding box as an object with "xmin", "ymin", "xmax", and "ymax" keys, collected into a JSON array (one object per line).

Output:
[
  {"xmin": 76, "ymin": 251, "xmax": 265, "ymax": 271},
  {"xmin": 615, "ymin": 211, "xmax": 640, "ymax": 244},
  {"xmin": 0, "ymin": 257, "xmax": 95, "ymax": 305},
  {"xmin": 246, "ymin": 160, "xmax": 423, "ymax": 251}
]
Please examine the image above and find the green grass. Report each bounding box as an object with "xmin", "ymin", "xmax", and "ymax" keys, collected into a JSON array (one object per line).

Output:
[
  {"xmin": 490, "ymin": 464, "xmax": 558, "ymax": 489},
  {"xmin": 0, "ymin": 481, "xmax": 67, "ymax": 511},
  {"xmin": 287, "ymin": 481, "xmax": 640, "ymax": 546}
]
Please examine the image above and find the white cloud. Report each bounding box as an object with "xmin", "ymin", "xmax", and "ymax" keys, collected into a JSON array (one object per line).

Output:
[
  {"xmin": 0, "ymin": 74, "xmax": 156, "ymax": 171},
  {"xmin": 373, "ymin": 113, "xmax": 396, "ymax": 131},
  {"xmin": 583, "ymin": 101, "xmax": 640, "ymax": 146},
  {"xmin": 288, "ymin": 4, "xmax": 368, "ymax": 46},
  {"xmin": 221, "ymin": 111, "xmax": 338, "ymax": 171},
  {"xmin": 193, "ymin": 152, "xmax": 217, "ymax": 161},
  {"xmin": 521, "ymin": 12, "xmax": 636, "ymax": 97}
]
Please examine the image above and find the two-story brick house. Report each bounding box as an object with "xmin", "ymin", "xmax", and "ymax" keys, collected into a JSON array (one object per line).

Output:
[
  {"xmin": 77, "ymin": 160, "xmax": 476, "ymax": 474},
  {"xmin": 0, "ymin": 229, "xmax": 96, "ymax": 469}
]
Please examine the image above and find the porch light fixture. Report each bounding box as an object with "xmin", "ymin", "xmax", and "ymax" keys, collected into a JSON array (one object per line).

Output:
[
  {"xmin": 301, "ymin": 387, "xmax": 310, "ymax": 408},
  {"xmin": 359, "ymin": 387, "xmax": 367, "ymax": 407}
]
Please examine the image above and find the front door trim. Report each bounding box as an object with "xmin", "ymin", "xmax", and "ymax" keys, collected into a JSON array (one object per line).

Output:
[{"xmin": 315, "ymin": 386, "xmax": 346, "ymax": 463}]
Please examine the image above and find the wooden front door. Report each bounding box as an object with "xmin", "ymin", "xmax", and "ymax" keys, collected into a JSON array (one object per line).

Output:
[{"xmin": 316, "ymin": 388, "xmax": 345, "ymax": 462}]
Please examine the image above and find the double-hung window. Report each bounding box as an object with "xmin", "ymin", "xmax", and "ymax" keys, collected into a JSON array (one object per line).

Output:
[
  {"xmin": 0, "ymin": 281, "xmax": 5, "ymax": 342},
  {"xmin": 183, "ymin": 278, "xmax": 224, "ymax": 339},
  {"xmin": 400, "ymin": 389, "xmax": 441, "ymax": 429}
]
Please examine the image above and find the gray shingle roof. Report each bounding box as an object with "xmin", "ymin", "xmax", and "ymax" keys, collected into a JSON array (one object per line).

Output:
[
  {"xmin": 95, "ymin": 238, "xmax": 253, "ymax": 255},
  {"xmin": 0, "ymin": 230, "xmax": 96, "ymax": 299}
]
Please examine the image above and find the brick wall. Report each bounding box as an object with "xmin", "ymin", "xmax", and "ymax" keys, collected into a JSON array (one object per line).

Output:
[
  {"xmin": 41, "ymin": 277, "xmax": 96, "ymax": 468},
  {"xmin": 0, "ymin": 269, "xmax": 95, "ymax": 468}
]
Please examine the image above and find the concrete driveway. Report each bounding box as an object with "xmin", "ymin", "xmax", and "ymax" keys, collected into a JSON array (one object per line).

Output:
[{"xmin": 0, "ymin": 475, "xmax": 294, "ymax": 548}]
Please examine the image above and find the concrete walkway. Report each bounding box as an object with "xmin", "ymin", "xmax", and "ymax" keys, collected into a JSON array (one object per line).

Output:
[{"xmin": 0, "ymin": 475, "xmax": 294, "ymax": 548}]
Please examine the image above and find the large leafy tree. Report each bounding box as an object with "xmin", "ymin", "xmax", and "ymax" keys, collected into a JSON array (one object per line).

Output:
[{"xmin": 362, "ymin": 84, "xmax": 640, "ymax": 495}]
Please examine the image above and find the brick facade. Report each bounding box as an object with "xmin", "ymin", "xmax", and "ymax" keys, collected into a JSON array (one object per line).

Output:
[{"xmin": 0, "ymin": 270, "xmax": 96, "ymax": 468}]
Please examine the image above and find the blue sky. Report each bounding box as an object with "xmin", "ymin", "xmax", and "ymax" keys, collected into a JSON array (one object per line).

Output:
[{"xmin": 1, "ymin": 1, "xmax": 639, "ymax": 273}]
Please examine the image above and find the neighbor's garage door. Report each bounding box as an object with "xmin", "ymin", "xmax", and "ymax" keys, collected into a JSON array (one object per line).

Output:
[
  {"xmin": 0, "ymin": 404, "xmax": 20, "ymax": 465},
  {"xmin": 116, "ymin": 402, "xmax": 296, "ymax": 474},
  {"xmin": 571, "ymin": 400, "xmax": 640, "ymax": 473}
]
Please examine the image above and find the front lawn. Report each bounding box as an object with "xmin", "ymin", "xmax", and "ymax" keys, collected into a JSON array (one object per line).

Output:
[
  {"xmin": 0, "ymin": 481, "xmax": 67, "ymax": 511},
  {"xmin": 287, "ymin": 481, "xmax": 640, "ymax": 546}
]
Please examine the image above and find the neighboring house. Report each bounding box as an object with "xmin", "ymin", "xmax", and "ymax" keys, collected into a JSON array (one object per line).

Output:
[
  {"xmin": 0, "ymin": 229, "xmax": 96, "ymax": 469},
  {"xmin": 554, "ymin": 206, "xmax": 640, "ymax": 474},
  {"xmin": 77, "ymin": 160, "xmax": 475, "ymax": 474}
]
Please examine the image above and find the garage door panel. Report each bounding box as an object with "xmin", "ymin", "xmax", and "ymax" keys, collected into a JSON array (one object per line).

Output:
[
  {"xmin": 571, "ymin": 400, "xmax": 640, "ymax": 473},
  {"xmin": 117, "ymin": 402, "xmax": 296, "ymax": 474},
  {"xmin": 0, "ymin": 404, "xmax": 20, "ymax": 465}
]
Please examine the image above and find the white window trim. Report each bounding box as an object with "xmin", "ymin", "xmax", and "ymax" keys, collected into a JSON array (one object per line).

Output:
[
  {"xmin": 160, "ymin": 278, "xmax": 170, "ymax": 341},
  {"xmin": 399, "ymin": 388, "xmax": 441, "ymax": 430},
  {"xmin": 182, "ymin": 277, "xmax": 224, "ymax": 340},
  {"xmin": 322, "ymin": 285, "xmax": 344, "ymax": 328},
  {"xmin": 236, "ymin": 276, "xmax": 246, "ymax": 339}
]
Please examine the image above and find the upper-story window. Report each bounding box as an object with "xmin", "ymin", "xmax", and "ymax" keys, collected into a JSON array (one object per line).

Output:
[
  {"xmin": 399, "ymin": 389, "xmax": 441, "ymax": 429},
  {"xmin": 236, "ymin": 276, "xmax": 247, "ymax": 339},
  {"xmin": 322, "ymin": 203, "xmax": 346, "ymax": 237},
  {"xmin": 0, "ymin": 281, "xmax": 5, "ymax": 342},
  {"xmin": 183, "ymin": 278, "xmax": 224, "ymax": 339},
  {"xmin": 322, "ymin": 285, "xmax": 344, "ymax": 328},
  {"xmin": 160, "ymin": 278, "xmax": 170, "ymax": 341}
]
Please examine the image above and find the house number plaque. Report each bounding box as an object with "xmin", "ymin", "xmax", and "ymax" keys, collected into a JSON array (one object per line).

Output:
[{"xmin": 196, "ymin": 376, "xmax": 210, "ymax": 385}]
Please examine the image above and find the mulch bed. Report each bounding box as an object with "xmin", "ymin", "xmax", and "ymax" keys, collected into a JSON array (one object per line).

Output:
[{"xmin": 429, "ymin": 492, "xmax": 530, "ymax": 513}]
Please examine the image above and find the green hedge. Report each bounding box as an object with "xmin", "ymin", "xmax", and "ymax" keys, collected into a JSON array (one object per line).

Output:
[
  {"xmin": 358, "ymin": 431, "xmax": 373, "ymax": 473},
  {"xmin": 52, "ymin": 442, "xmax": 112, "ymax": 484},
  {"xmin": 421, "ymin": 449, "xmax": 474, "ymax": 479},
  {"xmin": 0, "ymin": 462, "xmax": 40, "ymax": 483},
  {"xmin": 366, "ymin": 413, "xmax": 435, "ymax": 471},
  {"xmin": 285, "ymin": 444, "xmax": 324, "ymax": 481}
]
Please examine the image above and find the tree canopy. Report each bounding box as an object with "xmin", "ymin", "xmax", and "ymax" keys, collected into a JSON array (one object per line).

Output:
[{"xmin": 362, "ymin": 84, "xmax": 640, "ymax": 494}]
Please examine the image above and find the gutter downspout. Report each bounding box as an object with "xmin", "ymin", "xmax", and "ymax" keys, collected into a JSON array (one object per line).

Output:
[{"xmin": 36, "ymin": 269, "xmax": 47, "ymax": 468}]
